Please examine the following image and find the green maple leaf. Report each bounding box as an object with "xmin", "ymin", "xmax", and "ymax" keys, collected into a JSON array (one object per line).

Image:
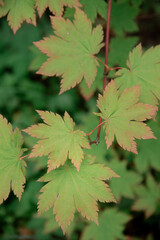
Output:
[
  {"xmin": 80, "ymin": 0, "xmax": 107, "ymax": 22},
  {"xmin": 0, "ymin": 115, "xmax": 26, "ymax": 204},
  {"xmin": 38, "ymin": 155, "xmax": 118, "ymax": 233},
  {"xmin": 95, "ymin": 81, "xmax": 157, "ymax": 153},
  {"xmin": 135, "ymin": 120, "xmax": 160, "ymax": 173},
  {"xmin": 81, "ymin": 208, "xmax": 130, "ymax": 240},
  {"xmin": 115, "ymin": 44, "xmax": 160, "ymax": 106},
  {"xmin": 107, "ymin": 159, "xmax": 142, "ymax": 201},
  {"xmin": 0, "ymin": 0, "xmax": 36, "ymax": 34},
  {"xmin": 35, "ymin": 0, "xmax": 81, "ymax": 17},
  {"xmin": 24, "ymin": 110, "xmax": 90, "ymax": 171},
  {"xmin": 35, "ymin": 9, "xmax": 104, "ymax": 94},
  {"xmin": 132, "ymin": 175, "xmax": 160, "ymax": 217},
  {"xmin": 111, "ymin": 0, "xmax": 139, "ymax": 36}
]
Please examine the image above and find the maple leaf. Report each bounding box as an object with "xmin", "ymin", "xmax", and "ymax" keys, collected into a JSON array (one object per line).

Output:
[
  {"xmin": 111, "ymin": 0, "xmax": 139, "ymax": 36},
  {"xmin": 38, "ymin": 155, "xmax": 118, "ymax": 233},
  {"xmin": 95, "ymin": 81, "xmax": 157, "ymax": 153},
  {"xmin": 35, "ymin": 9, "xmax": 104, "ymax": 94},
  {"xmin": 0, "ymin": 115, "xmax": 26, "ymax": 204},
  {"xmin": 132, "ymin": 175, "xmax": 160, "ymax": 217},
  {"xmin": 0, "ymin": 0, "xmax": 36, "ymax": 34},
  {"xmin": 24, "ymin": 110, "xmax": 90, "ymax": 171},
  {"xmin": 43, "ymin": 208, "xmax": 78, "ymax": 237},
  {"xmin": 115, "ymin": 44, "xmax": 160, "ymax": 106},
  {"xmin": 80, "ymin": 0, "xmax": 107, "ymax": 22},
  {"xmin": 107, "ymin": 159, "xmax": 142, "ymax": 201},
  {"xmin": 135, "ymin": 120, "xmax": 160, "ymax": 173},
  {"xmin": 81, "ymin": 208, "xmax": 131, "ymax": 240},
  {"xmin": 36, "ymin": 0, "xmax": 81, "ymax": 17}
]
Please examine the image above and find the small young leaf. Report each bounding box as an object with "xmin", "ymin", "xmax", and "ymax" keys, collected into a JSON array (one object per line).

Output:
[
  {"xmin": 36, "ymin": 0, "xmax": 81, "ymax": 17},
  {"xmin": 115, "ymin": 44, "xmax": 160, "ymax": 106},
  {"xmin": 35, "ymin": 9, "xmax": 104, "ymax": 94},
  {"xmin": 38, "ymin": 156, "xmax": 118, "ymax": 233},
  {"xmin": 0, "ymin": 0, "xmax": 36, "ymax": 34},
  {"xmin": 132, "ymin": 175, "xmax": 160, "ymax": 217},
  {"xmin": 81, "ymin": 208, "xmax": 130, "ymax": 240},
  {"xmin": 24, "ymin": 110, "xmax": 90, "ymax": 171},
  {"xmin": 107, "ymin": 159, "xmax": 142, "ymax": 200},
  {"xmin": 95, "ymin": 81, "xmax": 157, "ymax": 153},
  {"xmin": 0, "ymin": 115, "xmax": 26, "ymax": 204}
]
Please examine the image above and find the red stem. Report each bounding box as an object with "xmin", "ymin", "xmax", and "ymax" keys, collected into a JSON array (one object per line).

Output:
[
  {"xmin": 87, "ymin": 121, "xmax": 106, "ymax": 137},
  {"xmin": 96, "ymin": 0, "xmax": 112, "ymax": 143}
]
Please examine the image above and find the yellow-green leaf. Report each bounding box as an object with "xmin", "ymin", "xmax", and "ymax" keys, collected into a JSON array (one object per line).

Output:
[
  {"xmin": 36, "ymin": 0, "xmax": 81, "ymax": 17},
  {"xmin": 38, "ymin": 156, "xmax": 118, "ymax": 233},
  {"xmin": 95, "ymin": 81, "xmax": 157, "ymax": 153},
  {"xmin": 115, "ymin": 44, "xmax": 160, "ymax": 106},
  {"xmin": 0, "ymin": 115, "xmax": 26, "ymax": 204},
  {"xmin": 0, "ymin": 0, "xmax": 36, "ymax": 34},
  {"xmin": 24, "ymin": 110, "xmax": 90, "ymax": 171},
  {"xmin": 35, "ymin": 9, "xmax": 104, "ymax": 94}
]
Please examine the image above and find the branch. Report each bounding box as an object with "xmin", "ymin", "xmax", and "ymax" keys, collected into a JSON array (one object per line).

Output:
[
  {"xmin": 87, "ymin": 121, "xmax": 106, "ymax": 137},
  {"xmin": 96, "ymin": 0, "xmax": 112, "ymax": 142},
  {"xmin": 95, "ymin": 56, "xmax": 122, "ymax": 71}
]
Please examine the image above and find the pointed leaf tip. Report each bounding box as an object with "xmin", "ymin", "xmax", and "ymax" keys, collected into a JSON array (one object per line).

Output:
[
  {"xmin": 96, "ymin": 81, "xmax": 157, "ymax": 153},
  {"xmin": 35, "ymin": 8, "xmax": 104, "ymax": 93},
  {"xmin": 38, "ymin": 156, "xmax": 117, "ymax": 232},
  {"xmin": 25, "ymin": 111, "xmax": 90, "ymax": 171}
]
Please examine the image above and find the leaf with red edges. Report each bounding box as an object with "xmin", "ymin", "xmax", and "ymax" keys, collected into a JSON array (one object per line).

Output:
[
  {"xmin": 95, "ymin": 81, "xmax": 157, "ymax": 153},
  {"xmin": 0, "ymin": 115, "xmax": 26, "ymax": 204},
  {"xmin": 35, "ymin": 9, "xmax": 104, "ymax": 94},
  {"xmin": 24, "ymin": 110, "xmax": 90, "ymax": 171},
  {"xmin": 38, "ymin": 155, "xmax": 118, "ymax": 233},
  {"xmin": 36, "ymin": 0, "xmax": 81, "ymax": 17},
  {"xmin": 0, "ymin": 0, "xmax": 36, "ymax": 34}
]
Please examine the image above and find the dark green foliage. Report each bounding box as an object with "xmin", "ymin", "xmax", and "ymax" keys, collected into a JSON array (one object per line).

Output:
[{"xmin": 0, "ymin": 0, "xmax": 160, "ymax": 239}]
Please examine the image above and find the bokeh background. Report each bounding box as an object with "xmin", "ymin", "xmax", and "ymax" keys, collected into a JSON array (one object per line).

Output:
[{"xmin": 0, "ymin": 0, "xmax": 160, "ymax": 239}]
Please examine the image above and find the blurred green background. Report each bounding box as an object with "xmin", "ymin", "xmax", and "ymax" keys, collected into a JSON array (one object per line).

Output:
[{"xmin": 0, "ymin": 0, "xmax": 160, "ymax": 239}]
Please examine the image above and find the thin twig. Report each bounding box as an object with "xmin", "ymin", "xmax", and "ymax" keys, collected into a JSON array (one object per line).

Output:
[
  {"xmin": 96, "ymin": 0, "xmax": 112, "ymax": 142},
  {"xmin": 95, "ymin": 56, "xmax": 122, "ymax": 71},
  {"xmin": 87, "ymin": 121, "xmax": 106, "ymax": 137}
]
